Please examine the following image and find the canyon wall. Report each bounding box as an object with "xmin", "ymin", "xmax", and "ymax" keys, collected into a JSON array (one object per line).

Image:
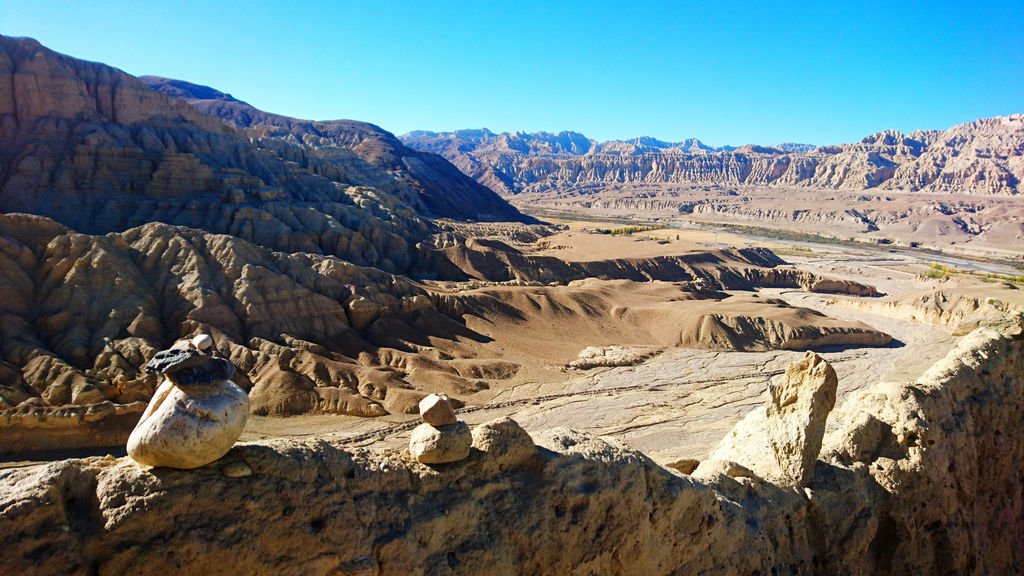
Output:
[{"xmin": 1, "ymin": 316, "xmax": 1021, "ymax": 574}]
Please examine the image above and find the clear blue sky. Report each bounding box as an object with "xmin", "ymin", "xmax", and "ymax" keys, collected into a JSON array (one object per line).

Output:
[{"xmin": 3, "ymin": 1, "xmax": 1022, "ymax": 145}]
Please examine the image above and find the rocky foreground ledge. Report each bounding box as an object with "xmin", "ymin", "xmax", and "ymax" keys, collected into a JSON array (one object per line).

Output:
[{"xmin": 1, "ymin": 320, "xmax": 1022, "ymax": 575}]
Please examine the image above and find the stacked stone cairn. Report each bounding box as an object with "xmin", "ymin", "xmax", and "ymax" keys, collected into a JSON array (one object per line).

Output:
[
  {"xmin": 408, "ymin": 394, "xmax": 472, "ymax": 464},
  {"xmin": 126, "ymin": 334, "xmax": 250, "ymax": 469}
]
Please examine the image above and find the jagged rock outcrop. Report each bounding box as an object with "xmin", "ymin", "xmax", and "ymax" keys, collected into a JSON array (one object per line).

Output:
[
  {"xmin": 705, "ymin": 354, "xmax": 839, "ymax": 485},
  {"xmin": 402, "ymin": 116, "xmax": 1024, "ymax": 196},
  {"xmin": 0, "ymin": 35, "xmax": 437, "ymax": 274},
  {"xmin": 1, "ymin": 320, "xmax": 1021, "ymax": 574},
  {"xmin": 765, "ymin": 352, "xmax": 838, "ymax": 485},
  {"xmin": 0, "ymin": 213, "xmax": 481, "ymax": 420}
]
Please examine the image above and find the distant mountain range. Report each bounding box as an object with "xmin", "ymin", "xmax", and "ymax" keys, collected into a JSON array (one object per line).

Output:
[
  {"xmin": 403, "ymin": 129, "xmax": 755, "ymax": 155},
  {"xmin": 401, "ymin": 118, "xmax": 1024, "ymax": 196}
]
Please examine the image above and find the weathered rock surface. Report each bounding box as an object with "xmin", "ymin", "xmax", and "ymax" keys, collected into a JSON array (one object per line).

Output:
[
  {"xmin": 469, "ymin": 417, "xmax": 536, "ymax": 474},
  {"xmin": 692, "ymin": 457, "xmax": 761, "ymax": 481},
  {"xmin": 408, "ymin": 421, "xmax": 472, "ymax": 464},
  {"xmin": 143, "ymin": 348, "xmax": 207, "ymax": 378},
  {"xmin": 161, "ymin": 356, "xmax": 236, "ymax": 387},
  {"xmin": 1, "ymin": 320, "xmax": 1022, "ymax": 574},
  {"xmin": 766, "ymin": 352, "xmax": 838, "ymax": 485},
  {"xmin": 707, "ymin": 353, "xmax": 839, "ymax": 486}
]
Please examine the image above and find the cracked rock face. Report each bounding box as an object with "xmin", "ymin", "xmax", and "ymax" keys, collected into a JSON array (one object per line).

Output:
[
  {"xmin": 766, "ymin": 351, "xmax": 838, "ymax": 486},
  {"xmin": 127, "ymin": 351, "xmax": 249, "ymax": 469}
]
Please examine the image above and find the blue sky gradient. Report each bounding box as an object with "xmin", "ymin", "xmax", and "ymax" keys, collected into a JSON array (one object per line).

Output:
[{"xmin": 3, "ymin": 0, "xmax": 1022, "ymax": 145}]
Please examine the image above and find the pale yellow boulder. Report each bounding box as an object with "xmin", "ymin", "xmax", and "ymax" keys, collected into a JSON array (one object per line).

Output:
[
  {"xmin": 409, "ymin": 421, "xmax": 471, "ymax": 464},
  {"xmin": 766, "ymin": 351, "xmax": 838, "ymax": 486},
  {"xmin": 418, "ymin": 393, "xmax": 457, "ymax": 426}
]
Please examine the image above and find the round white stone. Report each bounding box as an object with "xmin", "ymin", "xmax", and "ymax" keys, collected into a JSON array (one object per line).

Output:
[
  {"xmin": 191, "ymin": 334, "xmax": 214, "ymax": 351},
  {"xmin": 127, "ymin": 378, "xmax": 249, "ymax": 469}
]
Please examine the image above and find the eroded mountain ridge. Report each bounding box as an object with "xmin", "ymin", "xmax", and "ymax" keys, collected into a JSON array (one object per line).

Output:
[{"xmin": 403, "ymin": 117, "xmax": 1024, "ymax": 196}]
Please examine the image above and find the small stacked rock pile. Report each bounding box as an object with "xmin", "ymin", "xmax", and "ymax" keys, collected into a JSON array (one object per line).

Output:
[
  {"xmin": 126, "ymin": 334, "xmax": 249, "ymax": 469},
  {"xmin": 408, "ymin": 394, "xmax": 472, "ymax": 464}
]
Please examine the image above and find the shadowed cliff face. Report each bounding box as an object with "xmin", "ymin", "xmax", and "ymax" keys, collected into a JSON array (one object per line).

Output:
[
  {"xmin": 140, "ymin": 76, "xmax": 529, "ymax": 223},
  {"xmin": 401, "ymin": 117, "xmax": 1024, "ymax": 196}
]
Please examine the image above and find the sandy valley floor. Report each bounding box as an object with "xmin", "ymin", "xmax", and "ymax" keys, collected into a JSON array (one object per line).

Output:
[{"xmin": 241, "ymin": 222, "xmax": 1017, "ymax": 465}]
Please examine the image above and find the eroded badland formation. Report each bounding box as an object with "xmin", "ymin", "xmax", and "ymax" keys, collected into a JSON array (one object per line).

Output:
[
  {"xmin": 1, "ymin": 35, "xmax": 1023, "ymax": 575},
  {"xmin": 403, "ymin": 118, "xmax": 1024, "ymax": 261}
]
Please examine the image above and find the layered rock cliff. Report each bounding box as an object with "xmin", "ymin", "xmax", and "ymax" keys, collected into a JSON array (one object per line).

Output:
[
  {"xmin": 402, "ymin": 116, "xmax": 1024, "ymax": 196},
  {"xmin": 0, "ymin": 36, "xmax": 529, "ymax": 279},
  {"xmin": 140, "ymin": 76, "xmax": 526, "ymax": 222},
  {"xmin": 1, "ymin": 318, "xmax": 1021, "ymax": 574}
]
